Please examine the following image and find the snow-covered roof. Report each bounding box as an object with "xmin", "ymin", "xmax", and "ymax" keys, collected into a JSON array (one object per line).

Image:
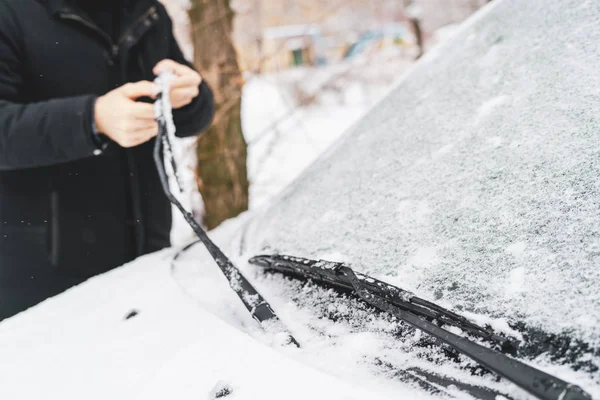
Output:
[{"xmin": 250, "ymin": 0, "xmax": 600, "ymax": 351}]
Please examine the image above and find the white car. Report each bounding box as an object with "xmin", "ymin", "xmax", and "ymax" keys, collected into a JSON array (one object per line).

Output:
[{"xmin": 0, "ymin": 0, "xmax": 598, "ymax": 399}]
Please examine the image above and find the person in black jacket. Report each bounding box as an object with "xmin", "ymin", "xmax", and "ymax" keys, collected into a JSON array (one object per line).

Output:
[{"xmin": 0, "ymin": 0, "xmax": 215, "ymax": 320}]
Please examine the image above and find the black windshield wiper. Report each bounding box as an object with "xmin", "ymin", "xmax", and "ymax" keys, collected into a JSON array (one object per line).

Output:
[
  {"xmin": 253, "ymin": 254, "xmax": 514, "ymax": 350},
  {"xmin": 249, "ymin": 254, "xmax": 592, "ymax": 400}
]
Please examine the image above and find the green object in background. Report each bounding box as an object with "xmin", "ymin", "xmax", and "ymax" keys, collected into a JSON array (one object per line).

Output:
[{"xmin": 292, "ymin": 49, "xmax": 304, "ymax": 66}]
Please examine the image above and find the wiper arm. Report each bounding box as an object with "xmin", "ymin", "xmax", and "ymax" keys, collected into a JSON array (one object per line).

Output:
[{"xmin": 153, "ymin": 74, "xmax": 298, "ymax": 347}]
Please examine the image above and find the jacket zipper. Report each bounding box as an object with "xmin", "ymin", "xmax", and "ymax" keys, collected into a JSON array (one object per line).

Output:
[
  {"xmin": 57, "ymin": 13, "xmax": 116, "ymax": 53},
  {"xmin": 49, "ymin": 191, "xmax": 60, "ymax": 267},
  {"xmin": 58, "ymin": 6, "xmax": 158, "ymax": 63},
  {"xmin": 118, "ymin": 6, "xmax": 160, "ymax": 257},
  {"xmin": 57, "ymin": 6, "xmax": 160, "ymax": 258},
  {"xmin": 126, "ymin": 6, "xmax": 160, "ymax": 44},
  {"xmin": 138, "ymin": 55, "xmax": 147, "ymax": 76}
]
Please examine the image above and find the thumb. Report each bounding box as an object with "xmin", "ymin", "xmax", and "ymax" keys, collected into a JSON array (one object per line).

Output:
[{"xmin": 121, "ymin": 81, "xmax": 160, "ymax": 100}]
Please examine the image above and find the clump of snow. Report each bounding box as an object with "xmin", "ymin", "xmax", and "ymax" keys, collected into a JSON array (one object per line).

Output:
[
  {"xmin": 475, "ymin": 95, "xmax": 510, "ymax": 123},
  {"xmin": 406, "ymin": 3, "xmax": 423, "ymax": 19},
  {"xmin": 505, "ymin": 267, "xmax": 526, "ymax": 296},
  {"xmin": 461, "ymin": 312, "xmax": 523, "ymax": 342},
  {"xmin": 208, "ymin": 381, "xmax": 233, "ymax": 399},
  {"xmin": 505, "ymin": 241, "xmax": 527, "ymax": 257},
  {"xmin": 318, "ymin": 251, "xmax": 352, "ymax": 264},
  {"xmin": 432, "ymin": 143, "xmax": 454, "ymax": 159}
]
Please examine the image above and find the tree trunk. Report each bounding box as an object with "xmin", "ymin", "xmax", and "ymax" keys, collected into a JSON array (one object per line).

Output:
[
  {"xmin": 188, "ymin": 0, "xmax": 249, "ymax": 230},
  {"xmin": 409, "ymin": 17, "xmax": 424, "ymax": 60}
]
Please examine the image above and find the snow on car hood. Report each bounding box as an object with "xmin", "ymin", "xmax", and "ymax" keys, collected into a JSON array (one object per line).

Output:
[
  {"xmin": 248, "ymin": 0, "xmax": 600, "ymax": 348},
  {"xmin": 0, "ymin": 246, "xmax": 432, "ymax": 400}
]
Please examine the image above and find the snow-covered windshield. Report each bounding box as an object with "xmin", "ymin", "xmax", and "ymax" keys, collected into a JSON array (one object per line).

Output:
[{"xmin": 248, "ymin": 0, "xmax": 600, "ymax": 348}]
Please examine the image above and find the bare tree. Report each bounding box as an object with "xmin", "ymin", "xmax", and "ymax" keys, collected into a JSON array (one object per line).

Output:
[
  {"xmin": 189, "ymin": 0, "xmax": 249, "ymax": 230},
  {"xmin": 406, "ymin": 1, "xmax": 424, "ymax": 59}
]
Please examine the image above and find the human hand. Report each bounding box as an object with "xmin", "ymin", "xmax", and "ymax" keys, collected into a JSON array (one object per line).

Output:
[
  {"xmin": 153, "ymin": 59, "xmax": 202, "ymax": 109},
  {"xmin": 94, "ymin": 81, "xmax": 159, "ymax": 148}
]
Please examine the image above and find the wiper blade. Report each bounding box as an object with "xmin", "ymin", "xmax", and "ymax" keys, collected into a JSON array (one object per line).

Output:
[
  {"xmin": 251, "ymin": 254, "xmax": 512, "ymax": 349},
  {"xmin": 249, "ymin": 254, "xmax": 592, "ymax": 400}
]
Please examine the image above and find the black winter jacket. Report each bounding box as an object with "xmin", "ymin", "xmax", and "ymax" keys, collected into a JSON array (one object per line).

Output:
[{"xmin": 0, "ymin": 0, "xmax": 215, "ymax": 319}]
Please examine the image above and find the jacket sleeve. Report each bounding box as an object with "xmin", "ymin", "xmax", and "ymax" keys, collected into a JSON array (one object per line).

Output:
[
  {"xmin": 0, "ymin": 1, "xmax": 101, "ymax": 171},
  {"xmin": 161, "ymin": 6, "xmax": 215, "ymax": 138}
]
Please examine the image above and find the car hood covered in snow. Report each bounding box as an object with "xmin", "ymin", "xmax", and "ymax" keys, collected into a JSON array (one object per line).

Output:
[
  {"xmin": 247, "ymin": 0, "xmax": 600, "ymax": 355},
  {"xmin": 0, "ymin": 247, "xmax": 431, "ymax": 400}
]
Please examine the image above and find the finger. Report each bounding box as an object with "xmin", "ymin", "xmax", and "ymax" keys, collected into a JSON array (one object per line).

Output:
[
  {"xmin": 129, "ymin": 102, "xmax": 156, "ymax": 120},
  {"xmin": 131, "ymin": 120, "xmax": 158, "ymax": 132},
  {"xmin": 121, "ymin": 81, "xmax": 159, "ymax": 99},
  {"xmin": 133, "ymin": 126, "xmax": 159, "ymax": 140},
  {"xmin": 153, "ymin": 59, "xmax": 194, "ymax": 76},
  {"xmin": 123, "ymin": 130, "xmax": 156, "ymax": 148},
  {"xmin": 171, "ymin": 87, "xmax": 198, "ymax": 103},
  {"xmin": 170, "ymin": 73, "xmax": 202, "ymax": 89}
]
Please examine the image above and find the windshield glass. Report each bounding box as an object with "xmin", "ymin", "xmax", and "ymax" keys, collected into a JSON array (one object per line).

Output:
[{"xmin": 249, "ymin": 0, "xmax": 600, "ymax": 350}]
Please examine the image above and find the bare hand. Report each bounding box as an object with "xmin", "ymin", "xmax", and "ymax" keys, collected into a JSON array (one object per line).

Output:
[
  {"xmin": 94, "ymin": 81, "xmax": 159, "ymax": 148},
  {"xmin": 153, "ymin": 59, "xmax": 202, "ymax": 109}
]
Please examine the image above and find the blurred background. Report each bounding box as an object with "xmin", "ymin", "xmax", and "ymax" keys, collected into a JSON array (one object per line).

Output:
[{"xmin": 159, "ymin": 0, "xmax": 491, "ymax": 241}]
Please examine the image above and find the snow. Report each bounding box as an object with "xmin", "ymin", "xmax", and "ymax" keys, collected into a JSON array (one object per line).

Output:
[
  {"xmin": 2, "ymin": 0, "xmax": 600, "ymax": 398},
  {"xmin": 247, "ymin": 0, "xmax": 600, "ymax": 344},
  {"xmin": 505, "ymin": 241, "xmax": 527, "ymax": 257},
  {"xmin": 263, "ymin": 25, "xmax": 321, "ymax": 39},
  {"xmin": 170, "ymin": 53, "xmax": 411, "ymax": 244},
  {"xmin": 475, "ymin": 95, "xmax": 510, "ymax": 123},
  {"xmin": 0, "ymin": 238, "xmax": 432, "ymax": 400},
  {"xmin": 243, "ymin": 57, "xmax": 411, "ymax": 208},
  {"xmin": 406, "ymin": 3, "xmax": 423, "ymax": 19},
  {"xmin": 0, "ymin": 46, "xmax": 426, "ymax": 400},
  {"xmin": 240, "ymin": 0, "xmax": 600, "ymax": 390},
  {"xmin": 505, "ymin": 266, "xmax": 526, "ymax": 296}
]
